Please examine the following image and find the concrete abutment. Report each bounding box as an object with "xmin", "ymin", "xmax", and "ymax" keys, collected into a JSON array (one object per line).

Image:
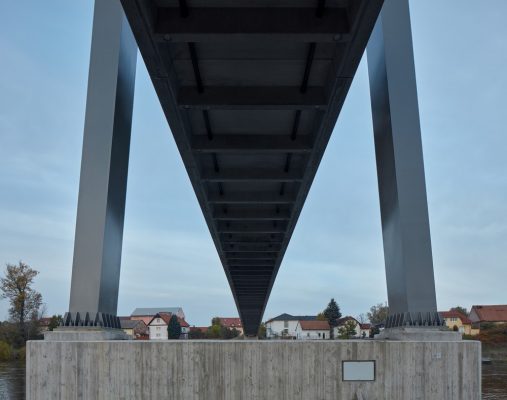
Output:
[{"xmin": 27, "ymin": 340, "xmax": 480, "ymax": 399}]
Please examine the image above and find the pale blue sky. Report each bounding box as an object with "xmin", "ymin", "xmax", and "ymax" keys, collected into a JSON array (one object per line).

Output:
[{"xmin": 0, "ymin": 1, "xmax": 505, "ymax": 326}]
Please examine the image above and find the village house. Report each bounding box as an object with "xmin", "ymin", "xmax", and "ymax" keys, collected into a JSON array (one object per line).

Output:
[
  {"xmin": 295, "ymin": 320, "xmax": 330, "ymax": 340},
  {"xmin": 120, "ymin": 318, "xmax": 148, "ymax": 339},
  {"xmin": 148, "ymin": 312, "xmax": 190, "ymax": 340},
  {"xmin": 130, "ymin": 307, "xmax": 185, "ymax": 325},
  {"xmin": 219, "ymin": 317, "xmax": 244, "ymax": 335},
  {"xmin": 359, "ymin": 323, "xmax": 371, "ymax": 338},
  {"xmin": 265, "ymin": 314, "xmax": 317, "ymax": 339},
  {"xmin": 440, "ymin": 310, "xmax": 479, "ymax": 335},
  {"xmin": 469, "ymin": 305, "xmax": 507, "ymax": 326}
]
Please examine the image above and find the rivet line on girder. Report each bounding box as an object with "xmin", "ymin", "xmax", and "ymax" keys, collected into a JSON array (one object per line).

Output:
[
  {"xmin": 187, "ymin": 31, "xmax": 224, "ymax": 200},
  {"xmin": 282, "ymin": 41, "xmax": 317, "ymax": 200}
]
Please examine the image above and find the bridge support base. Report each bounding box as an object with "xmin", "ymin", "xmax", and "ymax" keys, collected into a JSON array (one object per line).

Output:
[{"xmin": 27, "ymin": 340, "xmax": 481, "ymax": 399}]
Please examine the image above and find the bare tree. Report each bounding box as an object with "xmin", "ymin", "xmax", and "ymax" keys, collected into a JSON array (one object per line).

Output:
[
  {"xmin": 367, "ymin": 302, "xmax": 389, "ymax": 325},
  {"xmin": 357, "ymin": 313, "xmax": 368, "ymax": 324}
]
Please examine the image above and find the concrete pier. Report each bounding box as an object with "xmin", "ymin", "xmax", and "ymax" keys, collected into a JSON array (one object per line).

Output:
[{"xmin": 27, "ymin": 340, "xmax": 481, "ymax": 399}]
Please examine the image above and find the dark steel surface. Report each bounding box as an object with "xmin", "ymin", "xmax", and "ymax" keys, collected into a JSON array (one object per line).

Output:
[
  {"xmin": 68, "ymin": 0, "xmax": 137, "ymax": 320},
  {"xmin": 121, "ymin": 0, "xmax": 383, "ymax": 335},
  {"xmin": 367, "ymin": 0, "xmax": 438, "ymax": 326}
]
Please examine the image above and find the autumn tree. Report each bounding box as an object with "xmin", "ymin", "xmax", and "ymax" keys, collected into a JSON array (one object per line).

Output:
[
  {"xmin": 48, "ymin": 315, "xmax": 63, "ymax": 331},
  {"xmin": 338, "ymin": 320, "xmax": 357, "ymax": 339},
  {"xmin": 367, "ymin": 302, "xmax": 389, "ymax": 325},
  {"xmin": 323, "ymin": 298, "xmax": 341, "ymax": 339},
  {"xmin": 316, "ymin": 312, "xmax": 326, "ymax": 321},
  {"xmin": 0, "ymin": 262, "xmax": 43, "ymax": 343}
]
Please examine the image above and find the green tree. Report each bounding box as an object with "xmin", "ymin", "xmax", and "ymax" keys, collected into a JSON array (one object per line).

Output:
[
  {"xmin": 48, "ymin": 315, "xmax": 63, "ymax": 331},
  {"xmin": 338, "ymin": 320, "xmax": 357, "ymax": 339},
  {"xmin": 369, "ymin": 325, "xmax": 380, "ymax": 338},
  {"xmin": 258, "ymin": 323, "xmax": 266, "ymax": 339},
  {"xmin": 0, "ymin": 262, "xmax": 43, "ymax": 343},
  {"xmin": 167, "ymin": 315, "xmax": 182, "ymax": 339},
  {"xmin": 208, "ymin": 318, "xmax": 222, "ymax": 339},
  {"xmin": 188, "ymin": 328, "xmax": 205, "ymax": 339},
  {"xmin": 367, "ymin": 302, "xmax": 389, "ymax": 325},
  {"xmin": 323, "ymin": 298, "xmax": 341, "ymax": 339}
]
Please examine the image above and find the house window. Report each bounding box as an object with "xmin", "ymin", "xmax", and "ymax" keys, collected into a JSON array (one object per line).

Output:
[
  {"xmin": 156, "ymin": 333, "xmax": 160, "ymax": 337},
  {"xmin": 307, "ymin": 333, "xmax": 310, "ymax": 337},
  {"xmin": 284, "ymin": 320, "xmax": 288, "ymax": 328},
  {"xmin": 323, "ymin": 333, "xmax": 325, "ymax": 339},
  {"xmin": 157, "ymin": 327, "xmax": 161, "ymax": 331},
  {"xmin": 318, "ymin": 333, "xmax": 321, "ymax": 338}
]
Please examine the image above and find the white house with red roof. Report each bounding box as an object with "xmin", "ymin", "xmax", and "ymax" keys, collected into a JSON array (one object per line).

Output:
[
  {"xmin": 295, "ymin": 320, "xmax": 330, "ymax": 340},
  {"xmin": 265, "ymin": 313, "xmax": 317, "ymax": 339},
  {"xmin": 147, "ymin": 312, "xmax": 190, "ymax": 340},
  {"xmin": 130, "ymin": 307, "xmax": 185, "ymax": 325}
]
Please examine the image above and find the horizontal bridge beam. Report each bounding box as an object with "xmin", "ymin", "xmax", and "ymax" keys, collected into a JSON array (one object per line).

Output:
[
  {"xmin": 208, "ymin": 192, "xmax": 297, "ymax": 204},
  {"xmin": 155, "ymin": 7, "xmax": 350, "ymax": 43},
  {"xmin": 217, "ymin": 224, "xmax": 286, "ymax": 234},
  {"xmin": 231, "ymin": 274, "xmax": 273, "ymax": 278},
  {"xmin": 178, "ymin": 87, "xmax": 327, "ymax": 110},
  {"xmin": 223, "ymin": 243, "xmax": 282, "ymax": 252},
  {"xmin": 225, "ymin": 252, "xmax": 278, "ymax": 259},
  {"xmin": 202, "ymin": 169, "xmax": 303, "ymax": 182},
  {"xmin": 220, "ymin": 233, "xmax": 285, "ymax": 242},
  {"xmin": 213, "ymin": 209, "xmax": 291, "ymax": 220},
  {"xmin": 228, "ymin": 265, "xmax": 274, "ymax": 271},
  {"xmin": 191, "ymin": 135, "xmax": 312, "ymax": 153},
  {"xmin": 227, "ymin": 260, "xmax": 276, "ymax": 267}
]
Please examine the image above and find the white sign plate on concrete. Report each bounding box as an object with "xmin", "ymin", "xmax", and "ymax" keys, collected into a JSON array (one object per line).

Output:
[{"xmin": 342, "ymin": 361, "xmax": 375, "ymax": 381}]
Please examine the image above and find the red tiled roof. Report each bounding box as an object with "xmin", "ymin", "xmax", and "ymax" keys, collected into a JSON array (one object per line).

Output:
[
  {"xmin": 360, "ymin": 323, "xmax": 371, "ymax": 330},
  {"xmin": 178, "ymin": 317, "xmax": 190, "ymax": 328},
  {"xmin": 299, "ymin": 320, "xmax": 330, "ymax": 330},
  {"xmin": 190, "ymin": 326, "xmax": 208, "ymax": 333},
  {"xmin": 148, "ymin": 312, "xmax": 190, "ymax": 327},
  {"xmin": 471, "ymin": 305, "xmax": 507, "ymax": 323},
  {"xmin": 439, "ymin": 310, "xmax": 472, "ymax": 324},
  {"xmin": 219, "ymin": 317, "xmax": 242, "ymax": 328}
]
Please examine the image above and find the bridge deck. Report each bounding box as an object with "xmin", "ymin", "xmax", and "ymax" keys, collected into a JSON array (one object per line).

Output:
[{"xmin": 121, "ymin": 0, "xmax": 383, "ymax": 335}]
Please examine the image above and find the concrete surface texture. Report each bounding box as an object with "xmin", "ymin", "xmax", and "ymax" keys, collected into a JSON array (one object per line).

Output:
[
  {"xmin": 376, "ymin": 327, "xmax": 462, "ymax": 341},
  {"xmin": 43, "ymin": 327, "xmax": 128, "ymax": 341},
  {"xmin": 26, "ymin": 340, "xmax": 481, "ymax": 400}
]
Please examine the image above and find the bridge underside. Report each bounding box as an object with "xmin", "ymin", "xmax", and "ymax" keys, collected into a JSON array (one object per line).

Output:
[{"xmin": 121, "ymin": 0, "xmax": 383, "ymax": 335}]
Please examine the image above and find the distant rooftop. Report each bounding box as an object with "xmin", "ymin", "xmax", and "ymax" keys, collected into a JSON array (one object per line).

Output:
[
  {"xmin": 470, "ymin": 305, "xmax": 507, "ymax": 323},
  {"xmin": 266, "ymin": 313, "xmax": 316, "ymax": 323},
  {"xmin": 131, "ymin": 307, "xmax": 183, "ymax": 316},
  {"xmin": 120, "ymin": 319, "xmax": 145, "ymax": 329}
]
